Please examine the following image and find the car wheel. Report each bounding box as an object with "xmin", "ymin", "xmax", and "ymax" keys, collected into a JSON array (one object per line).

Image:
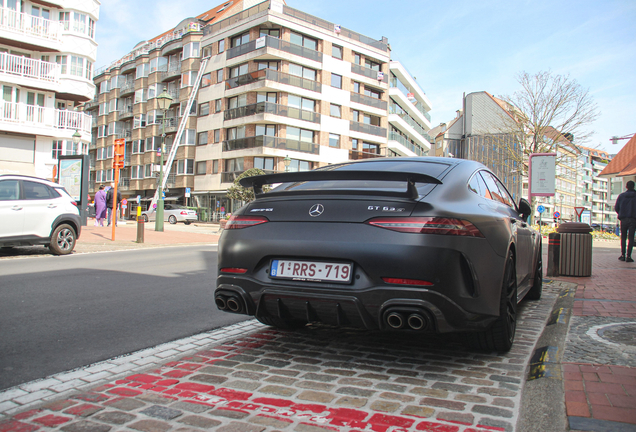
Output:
[
  {"xmin": 256, "ymin": 315, "xmax": 305, "ymax": 330},
  {"xmin": 142, "ymin": 215, "xmax": 149, "ymax": 223},
  {"xmin": 526, "ymin": 245, "xmax": 543, "ymax": 300},
  {"xmin": 49, "ymin": 224, "xmax": 76, "ymax": 255},
  {"xmin": 474, "ymin": 251, "xmax": 517, "ymax": 352},
  {"xmin": 168, "ymin": 215, "xmax": 177, "ymax": 224}
]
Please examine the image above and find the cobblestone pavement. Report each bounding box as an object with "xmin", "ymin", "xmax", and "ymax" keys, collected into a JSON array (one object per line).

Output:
[
  {"xmin": 554, "ymin": 240, "xmax": 636, "ymax": 431},
  {"xmin": 0, "ymin": 285, "xmax": 561, "ymax": 432}
]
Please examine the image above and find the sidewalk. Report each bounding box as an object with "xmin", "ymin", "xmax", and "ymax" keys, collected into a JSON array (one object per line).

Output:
[{"xmin": 553, "ymin": 240, "xmax": 636, "ymax": 431}]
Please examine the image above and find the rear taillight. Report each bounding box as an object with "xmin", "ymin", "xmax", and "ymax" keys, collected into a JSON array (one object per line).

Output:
[
  {"xmin": 225, "ymin": 215, "xmax": 268, "ymax": 229},
  {"xmin": 367, "ymin": 217, "xmax": 484, "ymax": 237},
  {"xmin": 382, "ymin": 277, "xmax": 433, "ymax": 286},
  {"xmin": 180, "ymin": 211, "xmax": 188, "ymax": 215},
  {"xmin": 220, "ymin": 268, "xmax": 248, "ymax": 274},
  {"xmin": 71, "ymin": 201, "xmax": 77, "ymax": 206}
]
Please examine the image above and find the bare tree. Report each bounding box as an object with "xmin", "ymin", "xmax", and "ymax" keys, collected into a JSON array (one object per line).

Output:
[{"xmin": 502, "ymin": 70, "xmax": 600, "ymax": 157}]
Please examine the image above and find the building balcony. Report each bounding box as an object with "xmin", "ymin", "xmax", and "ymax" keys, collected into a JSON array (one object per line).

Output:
[
  {"xmin": 119, "ymin": 81, "xmax": 135, "ymax": 96},
  {"xmin": 116, "ymin": 129, "xmax": 132, "ymax": 140},
  {"xmin": 0, "ymin": 7, "xmax": 62, "ymax": 48},
  {"xmin": 351, "ymin": 63, "xmax": 388, "ymax": 83},
  {"xmin": 0, "ymin": 52, "xmax": 60, "ymax": 90},
  {"xmin": 224, "ymin": 101, "xmax": 320, "ymax": 124},
  {"xmin": 225, "ymin": 68, "xmax": 321, "ymax": 93},
  {"xmin": 84, "ymin": 98, "xmax": 99, "ymax": 111},
  {"xmin": 222, "ymin": 135, "xmax": 320, "ymax": 154},
  {"xmin": 119, "ymin": 177, "xmax": 131, "ymax": 191},
  {"xmin": 226, "ymin": 34, "xmax": 323, "ymax": 63},
  {"xmin": 0, "ymin": 102, "xmax": 92, "ymax": 136},
  {"xmin": 119, "ymin": 106, "xmax": 134, "ymax": 120},
  {"xmin": 160, "ymin": 65, "xmax": 181, "ymax": 82},
  {"xmin": 388, "ymin": 131, "xmax": 427, "ymax": 156},
  {"xmin": 350, "ymin": 92, "xmax": 388, "ymax": 111},
  {"xmin": 350, "ymin": 120, "xmax": 387, "ymax": 137},
  {"xmin": 164, "ymin": 117, "xmax": 178, "ymax": 133}
]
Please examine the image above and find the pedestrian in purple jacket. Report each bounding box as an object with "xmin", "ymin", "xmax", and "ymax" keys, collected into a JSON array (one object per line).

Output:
[{"xmin": 94, "ymin": 185, "xmax": 107, "ymax": 226}]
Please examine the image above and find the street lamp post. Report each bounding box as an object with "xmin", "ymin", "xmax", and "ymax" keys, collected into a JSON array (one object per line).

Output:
[
  {"xmin": 283, "ymin": 155, "xmax": 291, "ymax": 172},
  {"xmin": 155, "ymin": 90, "xmax": 173, "ymax": 232},
  {"xmin": 72, "ymin": 129, "xmax": 81, "ymax": 146}
]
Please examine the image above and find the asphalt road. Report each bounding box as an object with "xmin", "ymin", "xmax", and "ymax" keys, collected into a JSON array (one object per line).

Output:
[{"xmin": 0, "ymin": 245, "xmax": 247, "ymax": 391}]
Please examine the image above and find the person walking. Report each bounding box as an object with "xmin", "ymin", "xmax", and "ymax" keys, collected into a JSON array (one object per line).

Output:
[
  {"xmin": 94, "ymin": 185, "xmax": 107, "ymax": 226},
  {"xmin": 106, "ymin": 183, "xmax": 122, "ymax": 227},
  {"xmin": 615, "ymin": 180, "xmax": 636, "ymax": 262}
]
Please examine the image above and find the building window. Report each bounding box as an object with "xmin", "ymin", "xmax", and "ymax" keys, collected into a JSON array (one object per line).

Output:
[
  {"xmin": 215, "ymin": 99, "xmax": 222, "ymax": 113},
  {"xmin": 214, "ymin": 129, "xmax": 221, "ymax": 143},
  {"xmin": 212, "ymin": 160, "xmax": 219, "ymax": 174},
  {"xmin": 288, "ymin": 63, "xmax": 316, "ymax": 81},
  {"xmin": 330, "ymin": 104, "xmax": 341, "ymax": 118},
  {"xmin": 354, "ymin": 53, "xmax": 361, "ymax": 65},
  {"xmin": 329, "ymin": 134, "xmax": 340, "ymax": 148},
  {"xmin": 216, "ymin": 69, "xmax": 223, "ymax": 83},
  {"xmin": 229, "ymin": 63, "xmax": 248, "ymax": 78},
  {"xmin": 288, "ymin": 94, "xmax": 315, "ymax": 111},
  {"xmin": 352, "ymin": 138, "xmax": 359, "ymax": 150},
  {"xmin": 218, "ymin": 39, "xmax": 225, "ymax": 53},
  {"xmin": 231, "ymin": 32, "xmax": 249, "ymax": 48},
  {"xmin": 180, "ymin": 129, "xmax": 196, "ymax": 145},
  {"xmin": 364, "ymin": 86, "xmax": 381, "ymax": 99},
  {"xmin": 256, "ymin": 125, "xmax": 276, "ymax": 136},
  {"xmin": 225, "ymin": 158, "xmax": 244, "ymax": 172},
  {"xmin": 257, "ymin": 61, "xmax": 278, "ymax": 71},
  {"xmin": 362, "ymin": 142, "xmax": 380, "ymax": 154},
  {"xmin": 198, "ymin": 131, "xmax": 208, "ymax": 145},
  {"xmin": 196, "ymin": 161, "xmax": 207, "ymax": 175},
  {"xmin": 254, "ymin": 157, "xmax": 274, "ymax": 170},
  {"xmin": 199, "ymin": 102, "xmax": 209, "ymax": 116},
  {"xmin": 52, "ymin": 140, "xmax": 62, "ymax": 159},
  {"xmin": 257, "ymin": 92, "xmax": 277, "ymax": 103},
  {"xmin": 353, "ymin": 82, "xmax": 361, "ymax": 93},
  {"xmin": 226, "ymin": 126, "xmax": 245, "ymax": 140},
  {"xmin": 201, "ymin": 73, "xmax": 211, "ymax": 87},
  {"xmin": 260, "ymin": 28, "xmax": 280, "ymax": 38},
  {"xmin": 332, "ymin": 45, "xmax": 343, "ymax": 59},
  {"xmin": 182, "ymin": 42, "xmax": 200, "ymax": 59},
  {"xmin": 331, "ymin": 73, "xmax": 342, "ymax": 89},
  {"xmin": 286, "ymin": 127, "xmax": 313, "ymax": 143},
  {"xmin": 290, "ymin": 32, "xmax": 317, "ymax": 50}
]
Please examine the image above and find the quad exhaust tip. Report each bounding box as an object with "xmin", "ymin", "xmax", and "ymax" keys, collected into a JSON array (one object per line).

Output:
[{"xmin": 215, "ymin": 294, "xmax": 245, "ymax": 313}]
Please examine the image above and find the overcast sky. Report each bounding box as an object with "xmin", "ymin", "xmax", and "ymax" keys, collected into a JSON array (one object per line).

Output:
[{"xmin": 95, "ymin": 0, "xmax": 636, "ymax": 154}]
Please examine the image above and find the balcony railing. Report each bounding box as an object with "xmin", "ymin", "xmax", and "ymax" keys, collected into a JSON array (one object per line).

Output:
[
  {"xmin": 164, "ymin": 117, "xmax": 178, "ymax": 133},
  {"xmin": 350, "ymin": 121, "xmax": 387, "ymax": 137},
  {"xmin": 223, "ymin": 135, "xmax": 319, "ymax": 154},
  {"xmin": 227, "ymin": 35, "xmax": 323, "ymax": 63},
  {"xmin": 351, "ymin": 63, "xmax": 388, "ymax": 83},
  {"xmin": 350, "ymin": 92, "xmax": 388, "ymax": 111},
  {"xmin": 161, "ymin": 64, "xmax": 181, "ymax": 81},
  {"xmin": 119, "ymin": 81, "xmax": 135, "ymax": 95},
  {"xmin": 0, "ymin": 103, "xmax": 91, "ymax": 133},
  {"xmin": 0, "ymin": 52, "xmax": 60, "ymax": 84},
  {"xmin": 389, "ymin": 131, "xmax": 426, "ymax": 156},
  {"xmin": 224, "ymin": 101, "xmax": 320, "ymax": 123},
  {"xmin": 119, "ymin": 177, "xmax": 131, "ymax": 190},
  {"xmin": 389, "ymin": 103, "xmax": 432, "ymax": 142},
  {"xmin": 225, "ymin": 68, "xmax": 321, "ymax": 93},
  {"xmin": 0, "ymin": 7, "xmax": 62, "ymax": 42},
  {"xmin": 390, "ymin": 76, "xmax": 431, "ymax": 122},
  {"xmin": 119, "ymin": 106, "xmax": 133, "ymax": 119}
]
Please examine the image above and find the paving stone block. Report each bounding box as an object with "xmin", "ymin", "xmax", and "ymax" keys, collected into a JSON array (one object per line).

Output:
[
  {"xmin": 42, "ymin": 400, "xmax": 78, "ymax": 411},
  {"xmin": 297, "ymin": 390, "xmax": 335, "ymax": 403},
  {"xmin": 178, "ymin": 414, "xmax": 222, "ymax": 428},
  {"xmin": 91, "ymin": 410, "xmax": 137, "ymax": 424},
  {"xmin": 235, "ymin": 364, "xmax": 269, "ymax": 372},
  {"xmin": 300, "ymin": 373, "xmax": 338, "ymax": 383},
  {"xmin": 63, "ymin": 403, "xmax": 104, "ymax": 417},
  {"xmin": 128, "ymin": 419, "xmax": 172, "ymax": 432},
  {"xmin": 375, "ymin": 383, "xmax": 407, "ymax": 393},
  {"xmin": 257, "ymin": 359, "xmax": 290, "ymax": 368},
  {"xmin": 137, "ymin": 394, "xmax": 176, "ymax": 405},
  {"xmin": 264, "ymin": 375, "xmax": 297, "ymax": 386},
  {"xmin": 437, "ymin": 410, "xmax": 475, "ymax": 425},
  {"xmin": 477, "ymin": 387, "xmax": 516, "ymax": 397},
  {"xmin": 296, "ymin": 381, "xmax": 335, "ymax": 392},
  {"xmin": 419, "ymin": 397, "xmax": 465, "ymax": 411},
  {"xmin": 410, "ymin": 387, "xmax": 448, "ymax": 398},
  {"xmin": 401, "ymin": 405, "xmax": 434, "ymax": 418},
  {"xmin": 337, "ymin": 378, "xmax": 373, "ymax": 387},
  {"xmin": 454, "ymin": 394, "xmax": 487, "ymax": 403},
  {"xmin": 471, "ymin": 404, "xmax": 514, "ymax": 418},
  {"xmin": 33, "ymin": 414, "xmax": 72, "ymax": 427},
  {"xmin": 394, "ymin": 377, "xmax": 427, "ymax": 386},
  {"xmin": 335, "ymin": 386, "xmax": 376, "ymax": 398},
  {"xmin": 492, "ymin": 397, "xmax": 515, "ymax": 408},
  {"xmin": 270, "ymin": 369, "xmax": 301, "ymax": 377},
  {"xmin": 190, "ymin": 373, "xmax": 228, "ymax": 385},
  {"xmin": 103, "ymin": 397, "xmax": 146, "ymax": 411},
  {"xmin": 462, "ymin": 378, "xmax": 495, "ymax": 386},
  {"xmin": 369, "ymin": 400, "xmax": 401, "ymax": 412},
  {"xmin": 209, "ymin": 408, "xmax": 250, "ymax": 419},
  {"xmin": 0, "ymin": 419, "xmax": 39, "ymax": 432},
  {"xmin": 431, "ymin": 382, "xmax": 473, "ymax": 393},
  {"xmin": 258, "ymin": 385, "xmax": 297, "ymax": 397},
  {"xmin": 321, "ymin": 369, "xmax": 356, "ymax": 377},
  {"xmin": 476, "ymin": 417, "xmax": 513, "ymax": 432},
  {"xmin": 223, "ymin": 380, "xmax": 262, "ymax": 391},
  {"xmin": 199, "ymin": 366, "xmax": 233, "ymax": 375},
  {"xmin": 334, "ymin": 396, "xmax": 367, "ymax": 408},
  {"xmin": 140, "ymin": 405, "xmax": 183, "ymax": 420},
  {"xmin": 217, "ymin": 420, "xmax": 266, "ymax": 432},
  {"xmin": 249, "ymin": 414, "xmax": 293, "ymax": 429}
]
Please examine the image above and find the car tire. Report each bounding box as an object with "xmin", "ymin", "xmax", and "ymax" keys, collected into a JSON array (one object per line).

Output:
[
  {"xmin": 184, "ymin": 221, "xmax": 191, "ymax": 225},
  {"xmin": 49, "ymin": 224, "xmax": 76, "ymax": 255},
  {"xmin": 168, "ymin": 215, "xmax": 177, "ymax": 224},
  {"xmin": 142, "ymin": 215, "xmax": 149, "ymax": 223},
  {"xmin": 256, "ymin": 315, "xmax": 305, "ymax": 330},
  {"xmin": 474, "ymin": 251, "xmax": 517, "ymax": 352},
  {"xmin": 526, "ymin": 245, "xmax": 543, "ymax": 300}
]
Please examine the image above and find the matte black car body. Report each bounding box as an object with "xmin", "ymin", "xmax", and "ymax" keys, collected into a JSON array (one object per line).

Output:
[{"xmin": 215, "ymin": 157, "xmax": 542, "ymax": 350}]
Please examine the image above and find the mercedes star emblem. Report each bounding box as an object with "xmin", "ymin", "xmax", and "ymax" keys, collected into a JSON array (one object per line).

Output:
[{"xmin": 309, "ymin": 204, "xmax": 324, "ymax": 217}]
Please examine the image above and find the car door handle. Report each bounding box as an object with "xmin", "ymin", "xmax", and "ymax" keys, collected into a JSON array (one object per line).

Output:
[
  {"xmin": 47, "ymin": 204, "xmax": 57, "ymax": 208},
  {"xmin": 11, "ymin": 206, "xmax": 23, "ymax": 211}
]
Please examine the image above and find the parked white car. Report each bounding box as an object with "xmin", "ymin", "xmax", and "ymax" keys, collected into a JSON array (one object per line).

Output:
[
  {"xmin": 0, "ymin": 175, "xmax": 81, "ymax": 255},
  {"xmin": 141, "ymin": 204, "xmax": 197, "ymax": 224}
]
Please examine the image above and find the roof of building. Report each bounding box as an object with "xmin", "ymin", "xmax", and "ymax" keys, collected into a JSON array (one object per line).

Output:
[
  {"xmin": 578, "ymin": 145, "xmax": 611, "ymax": 160},
  {"xmin": 599, "ymin": 134, "xmax": 636, "ymax": 177}
]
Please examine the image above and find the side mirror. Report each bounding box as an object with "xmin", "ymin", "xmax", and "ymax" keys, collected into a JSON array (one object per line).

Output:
[{"xmin": 518, "ymin": 198, "xmax": 532, "ymax": 222}]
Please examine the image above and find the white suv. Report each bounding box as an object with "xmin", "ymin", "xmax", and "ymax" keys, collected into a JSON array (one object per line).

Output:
[{"xmin": 0, "ymin": 175, "xmax": 81, "ymax": 255}]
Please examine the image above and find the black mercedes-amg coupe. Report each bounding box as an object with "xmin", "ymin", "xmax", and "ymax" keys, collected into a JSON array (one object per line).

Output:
[{"xmin": 215, "ymin": 157, "xmax": 542, "ymax": 351}]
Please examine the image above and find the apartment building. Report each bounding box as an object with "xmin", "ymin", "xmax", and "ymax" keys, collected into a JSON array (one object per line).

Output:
[
  {"xmin": 578, "ymin": 146, "xmax": 617, "ymax": 227},
  {"xmin": 429, "ymin": 91, "xmax": 523, "ymax": 201},
  {"xmin": 0, "ymin": 0, "xmax": 98, "ymax": 178},
  {"xmin": 87, "ymin": 0, "xmax": 432, "ymax": 220}
]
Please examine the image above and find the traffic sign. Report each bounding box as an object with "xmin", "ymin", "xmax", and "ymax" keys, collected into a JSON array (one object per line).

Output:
[
  {"xmin": 574, "ymin": 207, "xmax": 585, "ymax": 218},
  {"xmin": 122, "ymin": 199, "xmax": 128, "ymax": 206},
  {"xmin": 537, "ymin": 205, "xmax": 546, "ymax": 214},
  {"xmin": 554, "ymin": 211, "xmax": 561, "ymax": 218}
]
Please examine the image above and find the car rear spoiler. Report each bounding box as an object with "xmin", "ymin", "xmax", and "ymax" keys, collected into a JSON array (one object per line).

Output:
[{"xmin": 239, "ymin": 170, "xmax": 442, "ymax": 199}]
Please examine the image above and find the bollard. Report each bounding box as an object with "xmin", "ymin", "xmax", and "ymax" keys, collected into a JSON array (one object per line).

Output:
[
  {"xmin": 547, "ymin": 232, "xmax": 560, "ymax": 277},
  {"xmin": 136, "ymin": 215, "xmax": 145, "ymax": 243}
]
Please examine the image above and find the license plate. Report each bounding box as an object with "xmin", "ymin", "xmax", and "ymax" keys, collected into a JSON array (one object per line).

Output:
[{"xmin": 270, "ymin": 259, "xmax": 352, "ymax": 283}]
